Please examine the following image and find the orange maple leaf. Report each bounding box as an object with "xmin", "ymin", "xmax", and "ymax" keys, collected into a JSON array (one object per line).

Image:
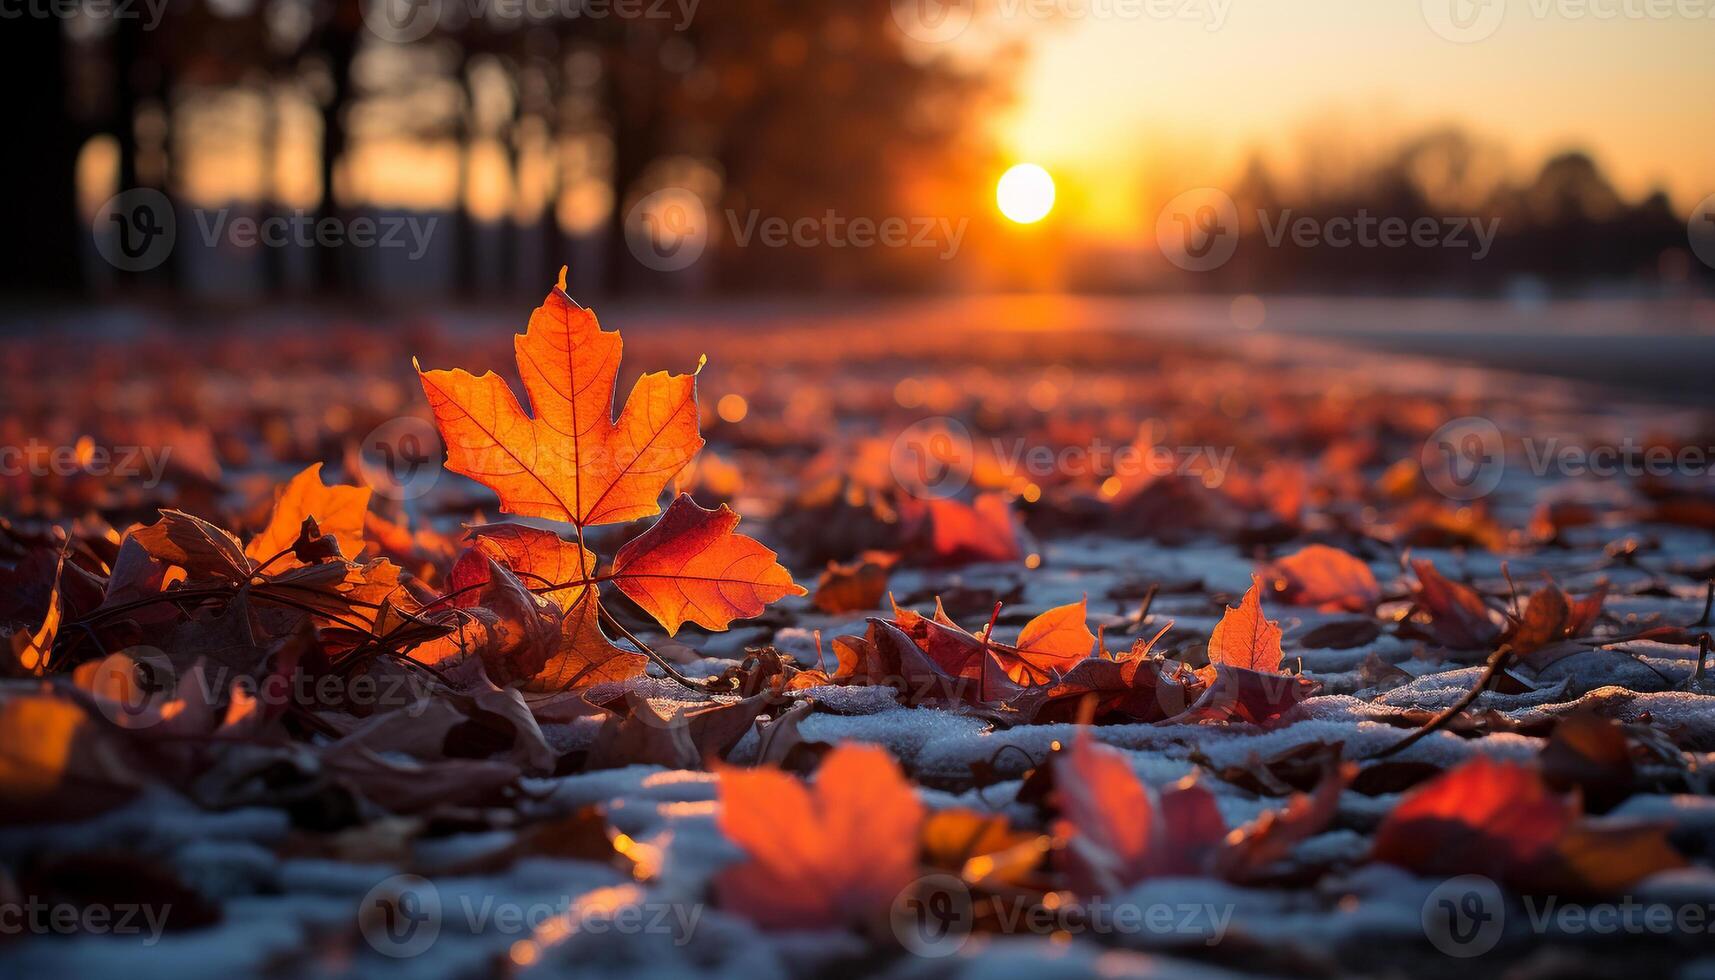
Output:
[
  {"xmin": 1007, "ymin": 598, "xmax": 1097, "ymax": 684},
  {"xmin": 716, "ymin": 743, "xmax": 923, "ymax": 929},
  {"xmin": 1207, "ymin": 576, "xmax": 1284, "ymax": 673},
  {"xmin": 245, "ymin": 463, "xmax": 371, "ymax": 564},
  {"xmin": 416, "ymin": 269, "xmax": 704, "ymax": 528},
  {"xmin": 612, "ymin": 493, "xmax": 807, "ymax": 635}
]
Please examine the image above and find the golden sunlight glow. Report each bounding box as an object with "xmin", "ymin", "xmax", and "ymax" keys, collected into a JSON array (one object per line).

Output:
[{"xmin": 996, "ymin": 163, "xmax": 1055, "ymax": 224}]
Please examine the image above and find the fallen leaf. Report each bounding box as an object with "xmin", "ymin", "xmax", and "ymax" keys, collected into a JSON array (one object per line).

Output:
[
  {"xmin": 132, "ymin": 510, "xmax": 253, "ymax": 585},
  {"xmin": 1371, "ymin": 756, "xmax": 1576, "ymax": 881},
  {"xmin": 0, "ymin": 694, "xmax": 140, "ymax": 823},
  {"xmin": 245, "ymin": 463, "xmax": 370, "ymax": 564},
  {"xmin": 1408, "ymin": 559, "xmax": 1501, "ymax": 650},
  {"xmin": 813, "ymin": 551, "xmax": 896, "ymax": 614},
  {"xmin": 1206, "ymin": 577, "xmax": 1284, "ymax": 673},
  {"xmin": 1267, "ymin": 545, "xmax": 1380, "ymax": 613},
  {"xmin": 716, "ymin": 743, "xmax": 923, "ymax": 929},
  {"xmin": 611, "ymin": 493, "xmax": 805, "ymax": 635}
]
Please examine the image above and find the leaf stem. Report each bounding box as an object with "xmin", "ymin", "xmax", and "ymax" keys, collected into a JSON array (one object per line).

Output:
[
  {"xmin": 1369, "ymin": 644, "xmax": 1514, "ymax": 760},
  {"xmin": 596, "ymin": 603, "xmax": 705, "ymax": 692}
]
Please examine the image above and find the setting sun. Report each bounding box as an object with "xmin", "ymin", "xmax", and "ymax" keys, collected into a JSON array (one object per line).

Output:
[{"xmin": 996, "ymin": 163, "xmax": 1055, "ymax": 224}]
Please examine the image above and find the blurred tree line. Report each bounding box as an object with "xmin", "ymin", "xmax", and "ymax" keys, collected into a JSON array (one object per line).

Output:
[
  {"xmin": 1193, "ymin": 126, "xmax": 1711, "ymax": 295},
  {"xmin": 6, "ymin": 0, "xmax": 1011, "ymax": 301}
]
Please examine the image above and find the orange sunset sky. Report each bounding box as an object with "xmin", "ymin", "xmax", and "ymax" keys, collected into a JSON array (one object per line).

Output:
[{"xmin": 978, "ymin": 0, "xmax": 1715, "ymax": 237}]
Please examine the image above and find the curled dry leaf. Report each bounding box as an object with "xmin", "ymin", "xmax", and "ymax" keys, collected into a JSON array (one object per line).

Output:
[
  {"xmin": 1408, "ymin": 558, "xmax": 1501, "ymax": 650},
  {"xmin": 132, "ymin": 510, "xmax": 253, "ymax": 585},
  {"xmin": 456, "ymin": 523, "xmax": 595, "ymax": 610},
  {"xmin": 412, "ymin": 558, "xmax": 563, "ymax": 685},
  {"xmin": 716, "ymin": 742, "xmax": 923, "ymax": 929},
  {"xmin": 244, "ymin": 463, "xmax": 370, "ymax": 564},
  {"xmin": 812, "ymin": 550, "xmax": 897, "ymax": 614},
  {"xmin": 1026, "ymin": 632, "xmax": 1201, "ymax": 724},
  {"xmin": 1055, "ymin": 734, "xmax": 1348, "ymax": 895},
  {"xmin": 446, "ymin": 527, "xmax": 643, "ymax": 691},
  {"xmin": 1508, "ymin": 581, "xmax": 1607, "ymax": 659},
  {"xmin": 588, "ymin": 691, "xmax": 768, "ymax": 770}
]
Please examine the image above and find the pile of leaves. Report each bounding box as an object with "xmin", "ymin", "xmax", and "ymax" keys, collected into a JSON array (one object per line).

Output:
[{"xmin": 1, "ymin": 275, "xmax": 1712, "ymax": 976}]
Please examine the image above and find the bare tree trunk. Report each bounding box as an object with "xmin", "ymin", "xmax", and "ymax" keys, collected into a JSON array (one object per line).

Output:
[
  {"xmin": 317, "ymin": 1, "xmax": 360, "ymax": 296},
  {"xmin": 1, "ymin": 17, "xmax": 80, "ymax": 295}
]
